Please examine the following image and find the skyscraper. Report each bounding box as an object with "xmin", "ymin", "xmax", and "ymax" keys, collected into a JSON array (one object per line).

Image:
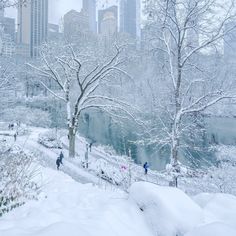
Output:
[
  {"xmin": 17, "ymin": 0, "xmax": 48, "ymax": 58},
  {"xmin": 120, "ymin": 0, "xmax": 140, "ymax": 39},
  {"xmin": 1, "ymin": 17, "xmax": 15, "ymax": 41},
  {"xmin": 83, "ymin": 0, "xmax": 97, "ymax": 33},
  {"xmin": 98, "ymin": 6, "xmax": 118, "ymax": 36},
  {"xmin": 63, "ymin": 9, "xmax": 89, "ymax": 43}
]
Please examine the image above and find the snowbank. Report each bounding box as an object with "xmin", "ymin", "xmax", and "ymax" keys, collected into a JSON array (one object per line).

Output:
[
  {"xmin": 193, "ymin": 193, "xmax": 236, "ymax": 229},
  {"xmin": 0, "ymin": 166, "xmax": 152, "ymax": 236},
  {"xmin": 129, "ymin": 182, "xmax": 204, "ymax": 236},
  {"xmin": 185, "ymin": 222, "xmax": 236, "ymax": 236}
]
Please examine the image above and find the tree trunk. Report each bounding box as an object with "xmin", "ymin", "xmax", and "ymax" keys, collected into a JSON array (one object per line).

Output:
[{"xmin": 69, "ymin": 127, "xmax": 76, "ymax": 158}]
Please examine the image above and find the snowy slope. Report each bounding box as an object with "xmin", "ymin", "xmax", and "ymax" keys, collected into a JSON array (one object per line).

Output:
[
  {"xmin": 1, "ymin": 165, "xmax": 236, "ymax": 236},
  {"xmin": 0, "ymin": 166, "xmax": 153, "ymax": 236}
]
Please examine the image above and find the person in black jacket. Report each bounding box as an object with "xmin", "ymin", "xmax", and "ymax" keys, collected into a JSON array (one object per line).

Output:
[
  {"xmin": 143, "ymin": 162, "xmax": 149, "ymax": 175},
  {"xmin": 56, "ymin": 156, "xmax": 63, "ymax": 170}
]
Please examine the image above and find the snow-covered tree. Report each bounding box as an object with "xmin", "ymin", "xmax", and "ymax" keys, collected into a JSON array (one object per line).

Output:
[
  {"xmin": 28, "ymin": 43, "xmax": 133, "ymax": 158},
  {"xmin": 143, "ymin": 0, "xmax": 236, "ymax": 175}
]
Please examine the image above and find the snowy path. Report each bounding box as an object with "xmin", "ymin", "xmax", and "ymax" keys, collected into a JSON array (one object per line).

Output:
[
  {"xmin": 0, "ymin": 125, "xmax": 168, "ymax": 188},
  {"xmin": 4, "ymin": 128, "xmax": 106, "ymax": 186}
]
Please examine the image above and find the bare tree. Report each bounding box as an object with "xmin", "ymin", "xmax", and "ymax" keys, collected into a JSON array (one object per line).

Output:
[
  {"xmin": 144, "ymin": 0, "xmax": 236, "ymax": 173},
  {"xmin": 28, "ymin": 44, "xmax": 133, "ymax": 158}
]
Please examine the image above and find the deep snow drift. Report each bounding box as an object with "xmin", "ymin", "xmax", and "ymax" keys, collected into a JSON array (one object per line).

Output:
[{"xmin": 1, "ymin": 165, "xmax": 236, "ymax": 236}]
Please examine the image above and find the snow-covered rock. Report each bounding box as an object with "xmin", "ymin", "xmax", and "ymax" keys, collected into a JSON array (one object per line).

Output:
[{"xmin": 129, "ymin": 182, "xmax": 204, "ymax": 236}]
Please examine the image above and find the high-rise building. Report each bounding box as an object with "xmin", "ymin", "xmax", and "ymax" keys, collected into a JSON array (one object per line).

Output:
[
  {"xmin": 63, "ymin": 9, "xmax": 89, "ymax": 43},
  {"xmin": 98, "ymin": 6, "xmax": 118, "ymax": 37},
  {"xmin": 120, "ymin": 0, "xmax": 140, "ymax": 39},
  {"xmin": 17, "ymin": 0, "xmax": 48, "ymax": 58},
  {"xmin": 0, "ymin": 25, "xmax": 15, "ymax": 57},
  {"xmin": 83, "ymin": 0, "xmax": 97, "ymax": 33},
  {"xmin": 48, "ymin": 23, "xmax": 61, "ymax": 41},
  {"xmin": 1, "ymin": 17, "xmax": 15, "ymax": 41}
]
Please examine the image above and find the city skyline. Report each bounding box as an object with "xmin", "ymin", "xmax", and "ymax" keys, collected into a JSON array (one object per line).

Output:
[{"xmin": 5, "ymin": 0, "xmax": 118, "ymax": 24}]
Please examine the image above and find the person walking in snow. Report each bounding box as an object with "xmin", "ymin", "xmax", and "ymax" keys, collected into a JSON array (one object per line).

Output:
[
  {"xmin": 59, "ymin": 151, "xmax": 64, "ymax": 162},
  {"xmin": 143, "ymin": 162, "xmax": 149, "ymax": 175},
  {"xmin": 13, "ymin": 133, "xmax": 17, "ymax": 142},
  {"xmin": 56, "ymin": 156, "xmax": 63, "ymax": 170},
  {"xmin": 85, "ymin": 144, "xmax": 89, "ymax": 168},
  {"xmin": 89, "ymin": 142, "xmax": 93, "ymax": 152}
]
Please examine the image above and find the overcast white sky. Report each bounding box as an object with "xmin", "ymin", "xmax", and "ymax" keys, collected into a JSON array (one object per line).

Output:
[{"xmin": 5, "ymin": 0, "xmax": 117, "ymax": 24}]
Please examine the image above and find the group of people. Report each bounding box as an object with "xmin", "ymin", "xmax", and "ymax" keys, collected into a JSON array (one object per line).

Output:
[
  {"xmin": 7, "ymin": 122, "xmax": 21, "ymax": 142},
  {"xmin": 8, "ymin": 121, "xmax": 21, "ymax": 130},
  {"xmin": 55, "ymin": 148, "xmax": 150, "ymax": 175}
]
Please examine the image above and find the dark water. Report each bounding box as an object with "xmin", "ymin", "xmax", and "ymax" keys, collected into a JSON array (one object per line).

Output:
[{"xmin": 53, "ymin": 109, "xmax": 236, "ymax": 170}]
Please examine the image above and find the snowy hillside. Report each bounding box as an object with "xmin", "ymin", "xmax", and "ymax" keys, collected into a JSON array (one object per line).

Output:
[
  {"xmin": 0, "ymin": 166, "xmax": 153, "ymax": 236},
  {"xmin": 1, "ymin": 165, "xmax": 236, "ymax": 236}
]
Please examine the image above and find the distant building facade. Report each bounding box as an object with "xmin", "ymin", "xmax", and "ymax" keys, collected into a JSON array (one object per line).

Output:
[
  {"xmin": 63, "ymin": 9, "xmax": 90, "ymax": 43},
  {"xmin": 0, "ymin": 26, "xmax": 15, "ymax": 57},
  {"xmin": 17, "ymin": 0, "xmax": 48, "ymax": 58},
  {"xmin": 48, "ymin": 23, "xmax": 61, "ymax": 41},
  {"xmin": 120, "ymin": 0, "xmax": 140, "ymax": 39},
  {"xmin": 98, "ymin": 6, "xmax": 118, "ymax": 38},
  {"xmin": 83, "ymin": 0, "xmax": 97, "ymax": 33},
  {"xmin": 1, "ymin": 17, "xmax": 15, "ymax": 41}
]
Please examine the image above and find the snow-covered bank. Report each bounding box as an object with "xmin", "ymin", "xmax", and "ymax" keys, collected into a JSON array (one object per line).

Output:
[
  {"xmin": 1, "ymin": 165, "xmax": 236, "ymax": 236},
  {"xmin": 0, "ymin": 166, "xmax": 152, "ymax": 236}
]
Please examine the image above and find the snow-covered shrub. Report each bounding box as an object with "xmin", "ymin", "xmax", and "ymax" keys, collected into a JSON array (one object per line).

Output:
[
  {"xmin": 203, "ymin": 163, "xmax": 236, "ymax": 195},
  {"xmin": 38, "ymin": 130, "xmax": 62, "ymax": 149},
  {"xmin": 182, "ymin": 146, "xmax": 236, "ymax": 195},
  {"xmin": 2, "ymin": 106, "xmax": 52, "ymax": 128},
  {"xmin": 166, "ymin": 162, "xmax": 205, "ymax": 187},
  {"xmin": 90, "ymin": 159, "xmax": 123, "ymax": 185},
  {"xmin": 17, "ymin": 125, "xmax": 30, "ymax": 136},
  {"xmin": 216, "ymin": 145, "xmax": 236, "ymax": 165},
  {"xmin": 0, "ymin": 147, "xmax": 40, "ymax": 217}
]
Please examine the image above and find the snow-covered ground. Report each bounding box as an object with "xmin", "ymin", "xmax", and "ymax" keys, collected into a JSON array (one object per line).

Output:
[
  {"xmin": 1, "ymin": 125, "xmax": 236, "ymax": 236},
  {"xmin": 1, "ymin": 166, "xmax": 236, "ymax": 236},
  {"xmin": 0, "ymin": 166, "xmax": 153, "ymax": 236}
]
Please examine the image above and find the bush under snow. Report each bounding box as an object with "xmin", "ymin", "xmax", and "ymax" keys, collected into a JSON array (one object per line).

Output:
[
  {"xmin": 0, "ymin": 146, "xmax": 40, "ymax": 217},
  {"xmin": 129, "ymin": 182, "xmax": 204, "ymax": 236},
  {"xmin": 38, "ymin": 130, "xmax": 62, "ymax": 149}
]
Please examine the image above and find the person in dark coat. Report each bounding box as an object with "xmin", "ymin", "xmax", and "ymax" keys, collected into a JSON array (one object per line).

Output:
[
  {"xmin": 89, "ymin": 142, "xmax": 93, "ymax": 152},
  {"xmin": 143, "ymin": 162, "xmax": 149, "ymax": 175},
  {"xmin": 14, "ymin": 133, "xmax": 17, "ymax": 142},
  {"xmin": 56, "ymin": 157, "xmax": 63, "ymax": 170},
  {"xmin": 59, "ymin": 151, "xmax": 64, "ymax": 162}
]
